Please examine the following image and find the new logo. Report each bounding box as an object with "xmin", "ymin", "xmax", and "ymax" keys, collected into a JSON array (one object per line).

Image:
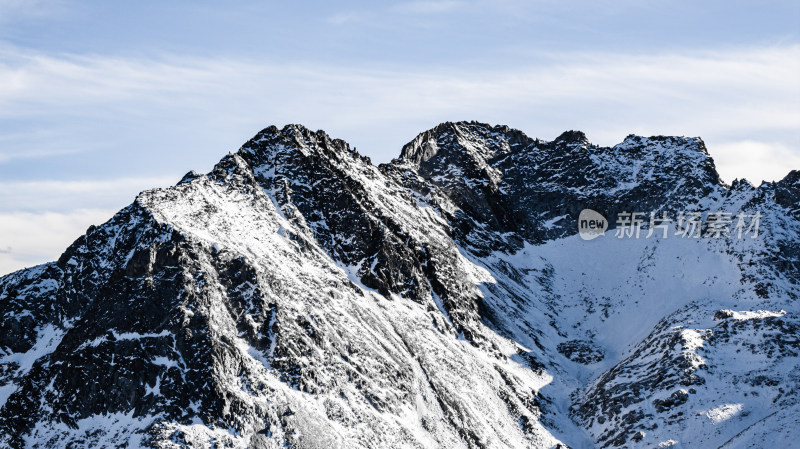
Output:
[{"xmin": 578, "ymin": 209, "xmax": 607, "ymax": 240}]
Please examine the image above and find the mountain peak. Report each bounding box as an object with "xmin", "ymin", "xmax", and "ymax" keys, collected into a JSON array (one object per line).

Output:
[
  {"xmin": 238, "ymin": 124, "xmax": 368, "ymax": 169},
  {"xmin": 399, "ymin": 121, "xmax": 531, "ymax": 166},
  {"xmin": 553, "ymin": 130, "xmax": 588, "ymax": 144}
]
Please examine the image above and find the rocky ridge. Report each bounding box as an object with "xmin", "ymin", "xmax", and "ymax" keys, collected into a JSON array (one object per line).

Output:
[{"xmin": 0, "ymin": 121, "xmax": 797, "ymax": 448}]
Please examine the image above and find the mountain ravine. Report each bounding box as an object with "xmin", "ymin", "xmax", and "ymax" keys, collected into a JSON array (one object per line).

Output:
[{"xmin": 0, "ymin": 122, "xmax": 798, "ymax": 449}]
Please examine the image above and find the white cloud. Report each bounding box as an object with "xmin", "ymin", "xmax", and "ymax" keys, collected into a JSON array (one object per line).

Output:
[
  {"xmin": 0, "ymin": 147, "xmax": 83, "ymax": 164},
  {"xmin": 0, "ymin": 48, "xmax": 246, "ymax": 113},
  {"xmin": 390, "ymin": 1, "xmax": 464, "ymax": 14},
  {"xmin": 0, "ymin": 176, "xmax": 177, "ymax": 213},
  {"xmin": 0, "ymin": 0, "xmax": 69, "ymax": 22},
  {"xmin": 324, "ymin": 11, "xmax": 367, "ymax": 25},
  {"xmin": 3, "ymin": 44, "xmax": 797, "ymax": 156},
  {"xmin": 327, "ymin": 1, "xmax": 464, "ymax": 24},
  {"xmin": 0, "ymin": 209, "xmax": 115, "ymax": 276},
  {"xmin": 1, "ymin": 45, "xmax": 797, "ymax": 157},
  {"xmin": 0, "ymin": 44, "xmax": 797, "ymax": 174},
  {"xmin": 711, "ymin": 140, "xmax": 800, "ymax": 185},
  {"xmin": 0, "ymin": 177, "xmax": 178, "ymax": 275}
]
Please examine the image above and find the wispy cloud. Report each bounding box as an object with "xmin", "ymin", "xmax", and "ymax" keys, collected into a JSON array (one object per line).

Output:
[
  {"xmin": 0, "ymin": 209, "xmax": 115, "ymax": 276},
  {"xmin": 0, "ymin": 147, "xmax": 84, "ymax": 164},
  {"xmin": 324, "ymin": 11, "xmax": 366, "ymax": 25},
  {"xmin": 0, "ymin": 43, "xmax": 797, "ymax": 274},
  {"xmin": 4, "ymin": 43, "xmax": 797, "ymax": 174},
  {"xmin": 0, "ymin": 176, "xmax": 177, "ymax": 213},
  {"xmin": 712, "ymin": 140, "xmax": 800, "ymax": 185},
  {"xmin": 0, "ymin": 176, "xmax": 172, "ymax": 275},
  {"xmin": 0, "ymin": 0, "xmax": 69, "ymax": 22},
  {"xmin": 390, "ymin": 1, "xmax": 464, "ymax": 14},
  {"xmin": 326, "ymin": 1, "xmax": 465, "ymax": 25},
  {"xmin": 0, "ymin": 44, "xmax": 795, "ymax": 185},
  {"xmin": 0, "ymin": 48, "xmax": 245, "ymax": 114}
]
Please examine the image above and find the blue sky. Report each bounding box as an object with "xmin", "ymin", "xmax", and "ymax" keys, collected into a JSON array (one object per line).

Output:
[{"xmin": 1, "ymin": 0, "xmax": 799, "ymax": 274}]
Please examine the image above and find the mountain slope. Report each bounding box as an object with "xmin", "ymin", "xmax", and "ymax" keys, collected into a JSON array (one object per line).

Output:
[{"xmin": 0, "ymin": 122, "xmax": 797, "ymax": 448}]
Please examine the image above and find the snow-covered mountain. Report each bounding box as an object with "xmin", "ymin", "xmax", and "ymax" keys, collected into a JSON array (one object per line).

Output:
[{"xmin": 0, "ymin": 122, "xmax": 797, "ymax": 448}]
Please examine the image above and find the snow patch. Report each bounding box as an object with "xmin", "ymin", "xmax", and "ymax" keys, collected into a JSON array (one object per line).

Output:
[
  {"xmin": 0, "ymin": 324, "xmax": 68, "ymax": 408},
  {"xmin": 706, "ymin": 403, "xmax": 743, "ymax": 424},
  {"xmin": 725, "ymin": 309, "xmax": 786, "ymax": 320}
]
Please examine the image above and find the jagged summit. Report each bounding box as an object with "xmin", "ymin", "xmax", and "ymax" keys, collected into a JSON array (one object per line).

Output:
[
  {"xmin": 773, "ymin": 169, "xmax": 800, "ymax": 217},
  {"xmin": 398, "ymin": 121, "xmax": 531, "ymax": 166},
  {"xmin": 245, "ymin": 122, "xmax": 722, "ymax": 195},
  {"xmin": 553, "ymin": 130, "xmax": 587, "ymax": 144},
  {"xmin": 240, "ymin": 123, "xmax": 369, "ymax": 164},
  {"xmin": 398, "ymin": 123, "xmax": 721, "ymax": 186},
  {"xmin": 388, "ymin": 122, "xmax": 728, "ymax": 249},
  {"xmin": 0, "ymin": 122, "xmax": 798, "ymax": 449}
]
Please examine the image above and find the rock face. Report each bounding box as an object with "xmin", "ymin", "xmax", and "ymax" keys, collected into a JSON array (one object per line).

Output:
[{"xmin": 0, "ymin": 121, "xmax": 798, "ymax": 448}]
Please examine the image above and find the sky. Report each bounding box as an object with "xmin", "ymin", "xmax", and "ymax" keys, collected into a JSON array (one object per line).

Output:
[{"xmin": 0, "ymin": 0, "xmax": 799, "ymax": 275}]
